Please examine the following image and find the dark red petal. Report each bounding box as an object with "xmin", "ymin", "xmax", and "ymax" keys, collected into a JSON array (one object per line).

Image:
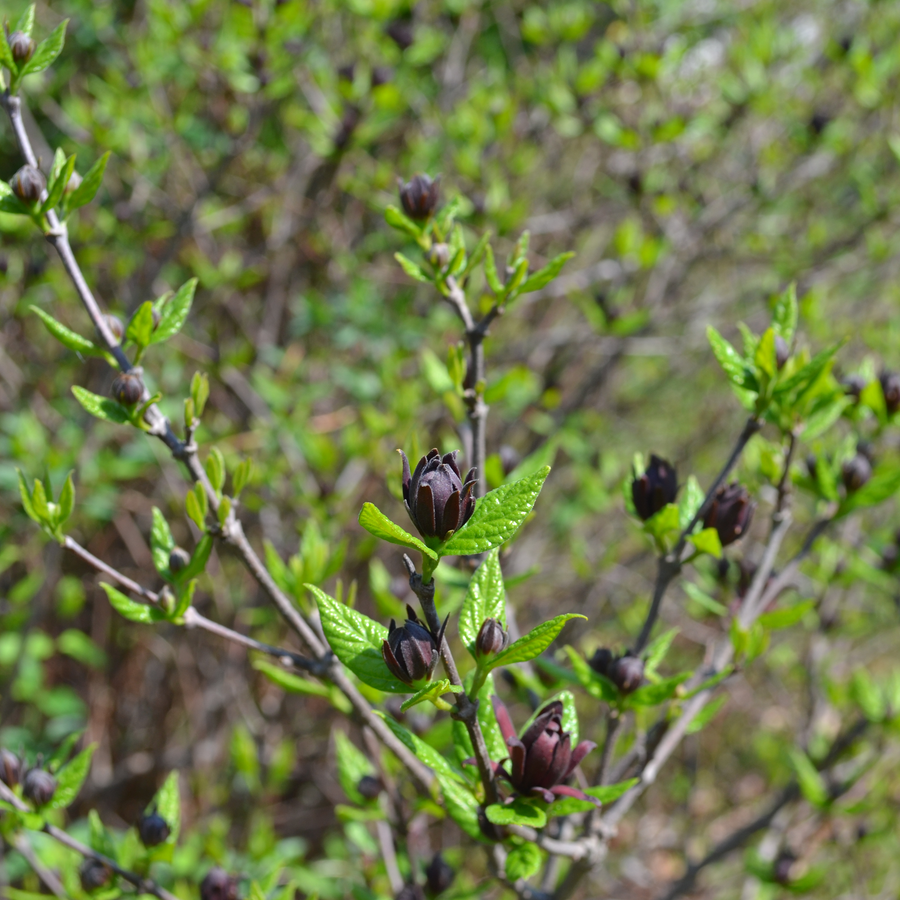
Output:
[
  {"xmin": 399, "ymin": 451, "xmax": 412, "ymax": 502},
  {"xmin": 442, "ymin": 450, "xmax": 462, "ymax": 479},
  {"xmin": 416, "ymin": 483, "xmax": 436, "ymax": 536},
  {"xmin": 545, "ymin": 733, "xmax": 571, "ymax": 787},
  {"xmin": 520, "ymin": 703, "xmax": 562, "ymax": 748},
  {"xmin": 382, "ymin": 641, "xmax": 409, "ymax": 684},
  {"xmin": 463, "ymin": 467, "xmax": 476, "ymax": 486},
  {"xmin": 491, "ymin": 696, "xmax": 517, "ymax": 743},
  {"xmin": 460, "ymin": 481, "xmax": 476, "ymax": 526},
  {"xmin": 508, "ymin": 738, "xmax": 526, "ymax": 788},
  {"xmin": 410, "ymin": 453, "xmax": 430, "ymax": 501},
  {"xmin": 440, "ymin": 490, "xmax": 461, "ymax": 540},
  {"xmin": 549, "ymin": 784, "xmax": 598, "ymax": 804},
  {"xmin": 563, "ymin": 740, "xmax": 597, "ymax": 779},
  {"xmin": 529, "ymin": 786, "xmax": 557, "ymax": 803},
  {"xmin": 523, "ymin": 730, "xmax": 560, "ymax": 789}
]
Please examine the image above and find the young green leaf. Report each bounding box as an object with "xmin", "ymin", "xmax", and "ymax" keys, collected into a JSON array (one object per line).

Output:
[
  {"xmin": 57, "ymin": 471, "xmax": 75, "ymax": 526},
  {"xmin": 623, "ymin": 672, "xmax": 690, "ymax": 708},
  {"xmin": 440, "ymin": 466, "xmax": 550, "ymax": 557},
  {"xmin": 643, "ymin": 627, "xmax": 679, "ymax": 677},
  {"xmin": 40, "ymin": 153, "xmax": 75, "ymax": 214},
  {"xmin": 771, "ymin": 282, "xmax": 798, "ymax": 343},
  {"xmin": 384, "ymin": 205, "xmax": 423, "ymax": 238},
  {"xmin": 334, "ymin": 730, "xmax": 376, "ymax": 805},
  {"xmin": 688, "ymin": 527, "xmax": 723, "ymax": 559},
  {"xmin": 31, "ymin": 306, "xmax": 102, "ymax": 356},
  {"xmin": 150, "ymin": 278, "xmax": 198, "ymax": 344},
  {"xmin": 206, "ymin": 446, "xmax": 226, "ymax": 494},
  {"xmin": 0, "ymin": 183, "xmax": 30, "ymax": 216},
  {"xmin": 516, "ymin": 251, "xmax": 575, "ymax": 294},
  {"xmin": 459, "ymin": 547, "xmax": 506, "ymax": 655},
  {"xmin": 358, "ymin": 502, "xmax": 438, "ymax": 560},
  {"xmin": 232, "ymin": 458, "xmax": 253, "ymax": 496},
  {"xmin": 66, "ymin": 151, "xmax": 110, "ymax": 212},
  {"xmin": 0, "ymin": 32, "xmax": 13, "ymax": 72},
  {"xmin": 253, "ymin": 660, "xmax": 332, "ymax": 699},
  {"xmin": 395, "ymin": 252, "xmax": 432, "ymax": 284},
  {"xmin": 100, "ymin": 583, "xmax": 165, "ymax": 624},
  {"xmin": 20, "ymin": 19, "xmax": 67, "ymax": 77},
  {"xmin": 788, "ymin": 748, "xmax": 829, "ymax": 808},
  {"xmin": 584, "ymin": 778, "xmax": 640, "ymax": 804},
  {"xmin": 378, "ymin": 713, "xmax": 465, "ymax": 783},
  {"xmin": 678, "ymin": 475, "xmax": 704, "ymax": 530},
  {"xmin": 400, "ymin": 678, "xmax": 462, "ymax": 712},
  {"xmin": 30, "ymin": 478, "xmax": 50, "ymax": 523},
  {"xmin": 17, "ymin": 469, "xmax": 38, "ymax": 524},
  {"xmin": 191, "ymin": 371, "xmax": 209, "ymax": 418},
  {"xmin": 14, "ymin": 6, "xmax": 36, "ymax": 39},
  {"xmin": 485, "ymin": 799, "xmax": 547, "ymax": 829},
  {"xmin": 72, "ymin": 386, "xmax": 132, "ymax": 425},
  {"xmin": 126, "ymin": 301, "xmax": 154, "ymax": 349},
  {"xmin": 150, "ymin": 507, "xmax": 175, "ymax": 575},
  {"xmin": 50, "ymin": 743, "xmax": 96, "ymax": 809},
  {"xmin": 505, "ymin": 843, "xmax": 542, "ymax": 881},
  {"xmin": 565, "ymin": 646, "xmax": 619, "ymax": 703},
  {"xmin": 483, "ymin": 243, "xmax": 503, "ymax": 294},
  {"xmin": 706, "ymin": 326, "xmax": 757, "ymax": 391},
  {"xmin": 308, "ymin": 583, "xmax": 407, "ymax": 693},
  {"xmin": 151, "ymin": 771, "xmax": 181, "ymax": 843},
  {"xmin": 487, "ymin": 614, "xmax": 586, "ymax": 671}
]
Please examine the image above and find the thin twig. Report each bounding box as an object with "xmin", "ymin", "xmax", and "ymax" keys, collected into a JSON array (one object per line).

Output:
[{"xmin": 11, "ymin": 834, "xmax": 66, "ymax": 898}]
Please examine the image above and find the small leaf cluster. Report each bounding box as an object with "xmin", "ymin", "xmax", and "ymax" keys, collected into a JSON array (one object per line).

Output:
[{"xmin": 17, "ymin": 469, "xmax": 75, "ymax": 542}]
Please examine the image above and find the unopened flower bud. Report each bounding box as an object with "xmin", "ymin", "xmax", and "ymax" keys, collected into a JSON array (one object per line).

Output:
[
  {"xmin": 80, "ymin": 858, "xmax": 112, "ymax": 891},
  {"xmin": 401, "ymin": 449, "xmax": 476, "ymax": 542},
  {"xmin": 151, "ymin": 307, "xmax": 162, "ymax": 330},
  {"xmin": 428, "ymin": 242, "xmax": 450, "ymax": 269},
  {"xmin": 105, "ymin": 314, "xmax": 125, "ymax": 343},
  {"xmin": 774, "ymin": 335, "xmax": 789, "ymax": 370},
  {"xmin": 587, "ymin": 648, "xmax": 614, "ymax": 679},
  {"xmin": 703, "ymin": 482, "xmax": 755, "ymax": 546},
  {"xmin": 382, "ymin": 605, "xmax": 443, "ymax": 686},
  {"xmin": 398, "ymin": 174, "xmax": 439, "ymax": 220},
  {"xmin": 168, "ymin": 546, "xmax": 191, "ymax": 573},
  {"xmin": 475, "ymin": 618, "xmax": 509, "ymax": 659},
  {"xmin": 880, "ymin": 370, "xmax": 900, "ymax": 415},
  {"xmin": 22, "ymin": 767, "xmax": 56, "ymax": 806},
  {"xmin": 610, "ymin": 654, "xmax": 644, "ymax": 694},
  {"xmin": 138, "ymin": 811, "xmax": 171, "ymax": 847},
  {"xmin": 425, "ymin": 852, "xmax": 455, "ymax": 896},
  {"xmin": 111, "ymin": 371, "xmax": 144, "ymax": 406},
  {"xmin": 8, "ymin": 31, "xmax": 35, "ymax": 65},
  {"xmin": 773, "ymin": 851, "xmax": 796, "ymax": 885},
  {"xmin": 396, "ymin": 887, "xmax": 425, "ymax": 900},
  {"xmin": 631, "ymin": 455, "xmax": 678, "ymax": 521},
  {"xmin": 357, "ymin": 774, "xmax": 382, "ymax": 799},
  {"xmin": 9, "ymin": 164, "xmax": 45, "ymax": 204},
  {"xmin": 200, "ymin": 867, "xmax": 239, "ymax": 900},
  {"xmin": 0, "ymin": 748, "xmax": 21, "ymax": 787},
  {"xmin": 805, "ymin": 453, "xmax": 818, "ymax": 480},
  {"xmin": 841, "ymin": 454, "xmax": 871, "ymax": 492},
  {"xmin": 386, "ymin": 18, "xmax": 414, "ymax": 51}
]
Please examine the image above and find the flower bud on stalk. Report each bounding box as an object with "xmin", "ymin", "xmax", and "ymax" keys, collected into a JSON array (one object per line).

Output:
[
  {"xmin": 774, "ymin": 335, "xmax": 790, "ymax": 370},
  {"xmin": 168, "ymin": 546, "xmax": 191, "ymax": 573},
  {"xmin": 356, "ymin": 774, "xmax": 382, "ymax": 799},
  {"xmin": 382, "ymin": 605, "xmax": 445, "ymax": 687},
  {"xmin": 880, "ymin": 370, "xmax": 900, "ymax": 414},
  {"xmin": 200, "ymin": 868, "xmax": 239, "ymax": 900},
  {"xmin": 610, "ymin": 654, "xmax": 644, "ymax": 694},
  {"xmin": 631, "ymin": 455, "xmax": 677, "ymax": 521},
  {"xmin": 111, "ymin": 371, "xmax": 144, "ymax": 406},
  {"xmin": 9, "ymin": 164, "xmax": 45, "ymax": 204},
  {"xmin": 8, "ymin": 31, "xmax": 36, "ymax": 64},
  {"xmin": 587, "ymin": 647, "xmax": 614, "ymax": 678},
  {"xmin": 841, "ymin": 454, "xmax": 872, "ymax": 492},
  {"xmin": 425, "ymin": 852, "xmax": 455, "ymax": 896},
  {"xmin": 80, "ymin": 859, "xmax": 113, "ymax": 891},
  {"xmin": 138, "ymin": 811, "xmax": 171, "ymax": 847},
  {"xmin": 396, "ymin": 886, "xmax": 425, "ymax": 900},
  {"xmin": 400, "ymin": 449, "xmax": 476, "ymax": 542},
  {"xmin": 475, "ymin": 618, "xmax": 509, "ymax": 659},
  {"xmin": 22, "ymin": 767, "xmax": 56, "ymax": 806},
  {"xmin": 0, "ymin": 748, "xmax": 20, "ymax": 787},
  {"xmin": 398, "ymin": 173, "xmax": 439, "ymax": 220},
  {"xmin": 703, "ymin": 482, "xmax": 755, "ymax": 546}
]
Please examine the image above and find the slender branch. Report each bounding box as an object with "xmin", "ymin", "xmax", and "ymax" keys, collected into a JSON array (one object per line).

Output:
[
  {"xmin": 376, "ymin": 819, "xmax": 404, "ymax": 895},
  {"xmin": 505, "ymin": 825, "xmax": 599, "ymax": 861},
  {"xmin": 11, "ymin": 833, "xmax": 66, "ymax": 898},
  {"xmin": 0, "ymin": 782, "xmax": 178, "ymax": 900},
  {"xmin": 596, "ymin": 714, "xmax": 622, "ymax": 786}
]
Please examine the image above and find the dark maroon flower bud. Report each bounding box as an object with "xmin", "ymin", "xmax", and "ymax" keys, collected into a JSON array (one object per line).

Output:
[
  {"xmin": 774, "ymin": 335, "xmax": 789, "ymax": 370},
  {"xmin": 168, "ymin": 546, "xmax": 191, "ymax": 573},
  {"xmin": 386, "ymin": 18, "xmax": 414, "ymax": 51},
  {"xmin": 425, "ymin": 852, "xmax": 455, "ymax": 896},
  {"xmin": 703, "ymin": 482, "xmax": 755, "ymax": 547},
  {"xmin": 337, "ymin": 62, "xmax": 355, "ymax": 82},
  {"xmin": 610, "ymin": 654, "xmax": 644, "ymax": 694},
  {"xmin": 357, "ymin": 774, "xmax": 382, "ymax": 799},
  {"xmin": 9, "ymin": 164, "xmax": 45, "ymax": 204},
  {"xmin": 105, "ymin": 314, "xmax": 125, "ymax": 343},
  {"xmin": 491, "ymin": 696, "xmax": 597, "ymax": 804},
  {"xmin": 138, "ymin": 811, "xmax": 171, "ymax": 847},
  {"xmin": 808, "ymin": 110, "xmax": 830, "ymax": 135},
  {"xmin": 398, "ymin": 174, "xmax": 440, "ymax": 220},
  {"xmin": 200, "ymin": 868, "xmax": 239, "ymax": 900},
  {"xmin": 0, "ymin": 748, "xmax": 21, "ymax": 787},
  {"xmin": 8, "ymin": 31, "xmax": 35, "ymax": 65},
  {"xmin": 382, "ymin": 605, "xmax": 444, "ymax": 687},
  {"xmin": 773, "ymin": 851, "xmax": 796, "ymax": 885},
  {"xmin": 22, "ymin": 767, "xmax": 56, "ymax": 806},
  {"xmin": 333, "ymin": 105, "xmax": 361, "ymax": 151},
  {"xmin": 400, "ymin": 449, "xmax": 476, "ymax": 542},
  {"xmin": 80, "ymin": 858, "xmax": 113, "ymax": 891},
  {"xmin": 475, "ymin": 618, "xmax": 509, "ymax": 659},
  {"xmin": 880, "ymin": 370, "xmax": 900, "ymax": 414},
  {"xmin": 841, "ymin": 374, "xmax": 866, "ymax": 401},
  {"xmin": 111, "ymin": 371, "xmax": 144, "ymax": 406},
  {"xmin": 631, "ymin": 454, "xmax": 677, "ymax": 521},
  {"xmin": 841, "ymin": 454, "xmax": 871, "ymax": 492},
  {"xmin": 396, "ymin": 886, "xmax": 425, "ymax": 900},
  {"xmin": 587, "ymin": 648, "xmax": 614, "ymax": 678},
  {"xmin": 371, "ymin": 66, "xmax": 393, "ymax": 88}
]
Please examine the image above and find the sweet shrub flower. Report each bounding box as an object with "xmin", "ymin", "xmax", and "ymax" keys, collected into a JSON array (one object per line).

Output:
[
  {"xmin": 400, "ymin": 449, "xmax": 476, "ymax": 542},
  {"xmin": 80, "ymin": 859, "xmax": 112, "ymax": 891},
  {"xmin": 138, "ymin": 811, "xmax": 171, "ymax": 847},
  {"xmin": 9, "ymin": 164, "xmax": 44, "ymax": 203},
  {"xmin": 703, "ymin": 482, "xmax": 755, "ymax": 546},
  {"xmin": 398, "ymin": 173, "xmax": 439, "ymax": 219},
  {"xmin": 0, "ymin": 748, "xmax": 20, "ymax": 787},
  {"xmin": 491, "ymin": 696, "xmax": 597, "ymax": 803},
  {"xmin": 382, "ymin": 605, "xmax": 445, "ymax": 687},
  {"xmin": 111, "ymin": 371, "xmax": 144, "ymax": 406},
  {"xmin": 425, "ymin": 852, "xmax": 455, "ymax": 895},
  {"xmin": 475, "ymin": 618, "xmax": 509, "ymax": 659},
  {"xmin": 842, "ymin": 454, "xmax": 872, "ymax": 492},
  {"xmin": 589, "ymin": 649, "xmax": 645, "ymax": 694},
  {"xmin": 880, "ymin": 370, "xmax": 900, "ymax": 414},
  {"xmin": 8, "ymin": 31, "xmax": 36, "ymax": 65},
  {"xmin": 631, "ymin": 455, "xmax": 677, "ymax": 521},
  {"xmin": 22, "ymin": 767, "xmax": 56, "ymax": 806}
]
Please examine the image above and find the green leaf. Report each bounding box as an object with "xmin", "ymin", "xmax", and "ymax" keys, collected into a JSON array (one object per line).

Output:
[
  {"xmin": 253, "ymin": 660, "xmax": 331, "ymax": 699},
  {"xmin": 840, "ymin": 462, "xmax": 900, "ymax": 514},
  {"xmin": 557, "ymin": 689, "xmax": 579, "ymax": 745},
  {"xmin": 483, "ymin": 243, "xmax": 503, "ymax": 294},
  {"xmin": 485, "ymin": 799, "xmax": 547, "ymax": 828},
  {"xmin": 30, "ymin": 478, "xmax": 49, "ymax": 523},
  {"xmin": 459, "ymin": 548, "xmax": 506, "ymax": 655},
  {"xmin": 850, "ymin": 669, "xmax": 886, "ymax": 722},
  {"xmin": 191, "ymin": 371, "xmax": 210, "ymax": 418},
  {"xmin": 335, "ymin": 730, "xmax": 376, "ymax": 805},
  {"xmin": 688, "ymin": 527, "xmax": 723, "ymax": 559},
  {"xmin": 384, "ymin": 205, "xmax": 423, "ymax": 238},
  {"xmin": 88, "ymin": 809, "xmax": 117, "ymax": 860},
  {"xmin": 460, "ymin": 230, "xmax": 491, "ymax": 279},
  {"xmin": 126, "ymin": 301, "xmax": 154, "ymax": 349},
  {"xmin": 789, "ymin": 748, "xmax": 829, "ymax": 808},
  {"xmin": 775, "ymin": 343, "xmax": 841, "ymax": 401},
  {"xmin": 57, "ymin": 471, "xmax": 75, "ymax": 525},
  {"xmin": 643, "ymin": 503, "xmax": 680, "ymax": 541},
  {"xmin": 685, "ymin": 695, "xmax": 727, "ymax": 735},
  {"xmin": 14, "ymin": 5, "xmax": 36, "ymax": 38},
  {"xmin": 754, "ymin": 327, "xmax": 777, "ymax": 378},
  {"xmin": 150, "ymin": 507, "xmax": 175, "ymax": 575},
  {"xmin": 547, "ymin": 795, "xmax": 597, "ymax": 817},
  {"xmin": 707, "ymin": 326, "xmax": 756, "ymax": 391},
  {"xmin": 505, "ymin": 842, "xmax": 542, "ymax": 881},
  {"xmin": 41, "ymin": 153, "xmax": 75, "ymax": 214},
  {"xmin": 643, "ymin": 627, "xmax": 679, "ymax": 678},
  {"xmin": 72, "ymin": 385, "xmax": 131, "ymax": 425},
  {"xmin": 624, "ymin": 672, "xmax": 690, "ymax": 708},
  {"xmin": 441, "ymin": 466, "xmax": 550, "ymax": 556},
  {"xmin": 50, "ymin": 743, "xmax": 95, "ymax": 808},
  {"xmin": 151, "ymin": 770, "xmax": 181, "ymax": 843},
  {"xmin": 21, "ymin": 20, "xmax": 67, "ymax": 77},
  {"xmin": 516, "ymin": 251, "xmax": 575, "ymax": 294},
  {"xmin": 100, "ymin": 583, "xmax": 164, "ymax": 624},
  {"xmin": 758, "ymin": 600, "xmax": 815, "ymax": 630},
  {"xmin": 0, "ymin": 32, "xmax": 13, "ymax": 72},
  {"xmin": 0, "ymin": 185, "xmax": 30, "ymax": 216},
  {"xmin": 179, "ymin": 534, "xmax": 213, "ymax": 582},
  {"xmin": 185, "ymin": 484, "xmax": 207, "ymax": 530},
  {"xmin": 206, "ymin": 446, "xmax": 226, "ymax": 494},
  {"xmin": 395, "ymin": 252, "xmax": 432, "ymax": 284},
  {"xmin": 584, "ymin": 778, "xmax": 639, "ymax": 804},
  {"xmin": 31, "ymin": 306, "xmax": 101, "ymax": 356},
  {"xmin": 233, "ymin": 458, "xmax": 253, "ymax": 496},
  {"xmin": 308, "ymin": 584, "xmax": 407, "ymax": 693},
  {"xmin": 678, "ymin": 475, "xmax": 704, "ymax": 530},
  {"xmin": 771, "ymin": 283, "xmax": 798, "ymax": 343},
  {"xmin": 17, "ymin": 469, "xmax": 37, "ymax": 523},
  {"xmin": 487, "ymin": 614, "xmax": 585, "ymax": 670},
  {"xmin": 358, "ymin": 501, "xmax": 438, "ymax": 560},
  {"xmin": 66, "ymin": 151, "xmax": 110, "ymax": 212},
  {"xmin": 378, "ymin": 713, "xmax": 465, "ymax": 783},
  {"xmin": 151, "ymin": 278, "xmax": 197, "ymax": 343},
  {"xmin": 437, "ymin": 770, "xmax": 483, "ymax": 839},
  {"xmin": 400, "ymin": 678, "xmax": 462, "ymax": 712}
]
